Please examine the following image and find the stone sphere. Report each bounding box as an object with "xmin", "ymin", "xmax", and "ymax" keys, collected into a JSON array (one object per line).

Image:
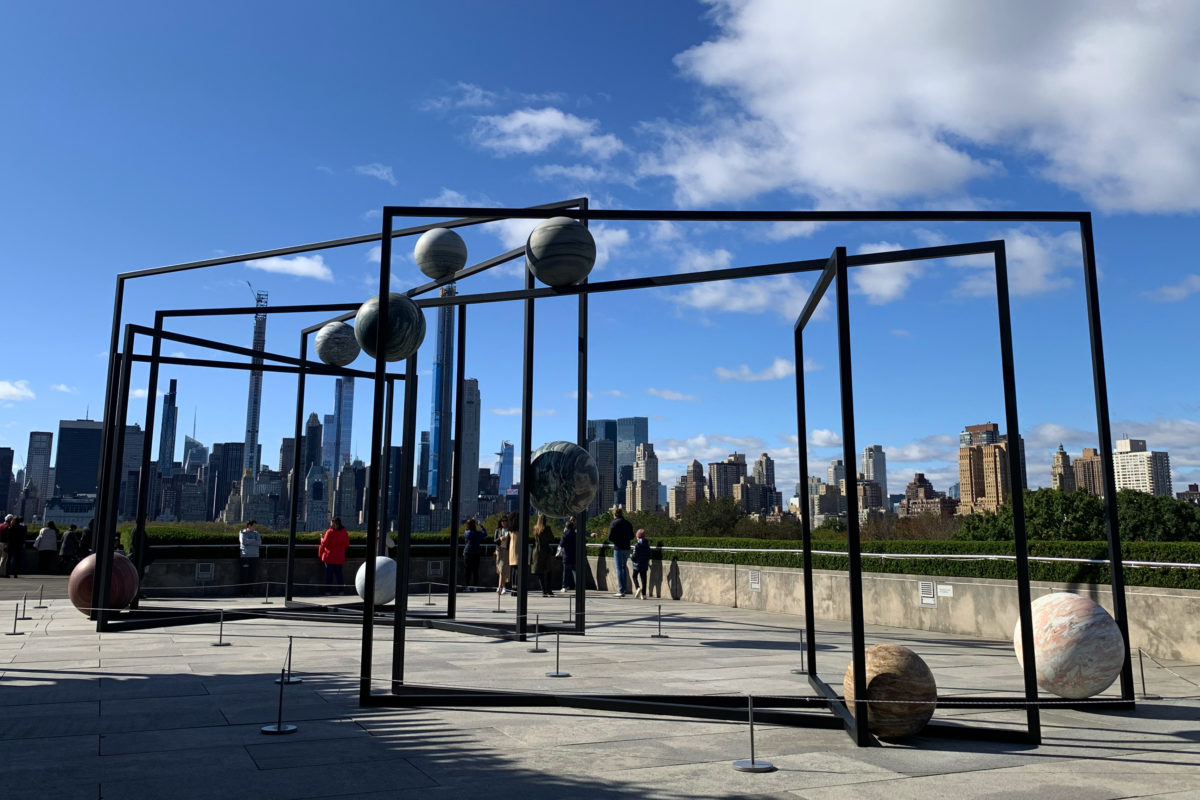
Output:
[
  {"xmin": 843, "ymin": 644, "xmax": 937, "ymax": 739},
  {"xmin": 1015, "ymin": 591, "xmax": 1124, "ymax": 699},
  {"xmin": 414, "ymin": 227, "xmax": 468, "ymax": 280},
  {"xmin": 67, "ymin": 552, "xmax": 140, "ymax": 616},
  {"xmin": 314, "ymin": 322, "xmax": 360, "ymax": 367},
  {"xmin": 525, "ymin": 216, "xmax": 596, "ymax": 288},
  {"xmin": 355, "ymin": 556, "xmax": 398, "ymax": 605},
  {"xmin": 528, "ymin": 441, "xmax": 599, "ymax": 518},
  {"xmin": 354, "ymin": 293, "xmax": 426, "ymax": 362}
]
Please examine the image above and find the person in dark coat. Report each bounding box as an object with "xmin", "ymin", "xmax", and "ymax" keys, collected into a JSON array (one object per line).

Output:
[
  {"xmin": 59, "ymin": 524, "xmax": 81, "ymax": 573},
  {"xmin": 607, "ymin": 506, "xmax": 634, "ymax": 597},
  {"xmin": 530, "ymin": 514, "xmax": 556, "ymax": 597},
  {"xmin": 4, "ymin": 516, "xmax": 28, "ymax": 578},
  {"xmin": 631, "ymin": 528, "xmax": 652, "ymax": 599},
  {"xmin": 559, "ymin": 517, "xmax": 578, "ymax": 592},
  {"xmin": 0, "ymin": 514, "xmax": 11, "ymax": 577},
  {"xmin": 462, "ymin": 518, "xmax": 486, "ymax": 592}
]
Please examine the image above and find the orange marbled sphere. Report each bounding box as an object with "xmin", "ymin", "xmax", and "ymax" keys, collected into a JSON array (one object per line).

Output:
[{"xmin": 1015, "ymin": 591, "xmax": 1124, "ymax": 699}]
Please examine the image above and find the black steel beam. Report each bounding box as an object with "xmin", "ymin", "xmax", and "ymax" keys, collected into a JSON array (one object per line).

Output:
[{"xmin": 386, "ymin": 206, "xmax": 1088, "ymax": 224}]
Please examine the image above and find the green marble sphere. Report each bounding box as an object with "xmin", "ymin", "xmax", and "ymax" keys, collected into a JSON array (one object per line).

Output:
[
  {"xmin": 528, "ymin": 440, "xmax": 599, "ymax": 518},
  {"xmin": 314, "ymin": 321, "xmax": 361, "ymax": 367},
  {"xmin": 354, "ymin": 293, "xmax": 426, "ymax": 362}
]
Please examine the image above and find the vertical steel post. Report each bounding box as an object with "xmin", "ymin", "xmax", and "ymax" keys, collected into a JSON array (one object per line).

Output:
[
  {"xmin": 793, "ymin": 319, "xmax": 817, "ymax": 675},
  {"xmin": 447, "ymin": 305, "xmax": 467, "ymax": 618},
  {"xmin": 284, "ymin": 334, "xmax": 307, "ymax": 602},
  {"xmin": 516, "ymin": 266, "xmax": 535, "ymax": 641},
  {"xmin": 832, "ymin": 249, "xmax": 869, "ymax": 745},
  {"xmin": 391, "ymin": 354, "xmax": 419, "ymax": 690},
  {"xmin": 575, "ymin": 198, "xmax": 589, "ymax": 632},
  {"xmin": 1079, "ymin": 216, "xmax": 1134, "ymax": 702},
  {"xmin": 132, "ymin": 315, "xmax": 163, "ymax": 581},
  {"xmin": 95, "ymin": 325, "xmax": 136, "ymax": 630},
  {"xmin": 379, "ymin": 378, "xmax": 395, "ymax": 553},
  {"xmin": 92, "ymin": 277, "xmax": 126, "ymax": 622}
]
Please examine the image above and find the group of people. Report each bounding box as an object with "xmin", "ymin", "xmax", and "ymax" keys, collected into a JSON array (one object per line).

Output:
[
  {"xmin": 457, "ymin": 507, "xmax": 652, "ymax": 599},
  {"xmin": 0, "ymin": 515, "xmax": 89, "ymax": 578}
]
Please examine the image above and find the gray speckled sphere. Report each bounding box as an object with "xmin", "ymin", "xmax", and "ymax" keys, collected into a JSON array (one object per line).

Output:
[
  {"xmin": 528, "ymin": 440, "xmax": 599, "ymax": 518},
  {"xmin": 526, "ymin": 216, "xmax": 596, "ymax": 288},
  {"xmin": 314, "ymin": 322, "xmax": 361, "ymax": 367},
  {"xmin": 355, "ymin": 556, "xmax": 397, "ymax": 605},
  {"xmin": 354, "ymin": 293, "xmax": 427, "ymax": 362},
  {"xmin": 414, "ymin": 227, "xmax": 468, "ymax": 280}
]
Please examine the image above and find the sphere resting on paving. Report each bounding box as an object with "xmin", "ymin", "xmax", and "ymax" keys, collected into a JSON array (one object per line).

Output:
[
  {"xmin": 843, "ymin": 643, "xmax": 937, "ymax": 739},
  {"xmin": 355, "ymin": 556, "xmax": 398, "ymax": 605},
  {"xmin": 525, "ymin": 216, "xmax": 597, "ymax": 288},
  {"xmin": 414, "ymin": 227, "xmax": 468, "ymax": 281},
  {"xmin": 354, "ymin": 293, "xmax": 426, "ymax": 362},
  {"xmin": 67, "ymin": 552, "xmax": 140, "ymax": 616},
  {"xmin": 1015, "ymin": 591, "xmax": 1124, "ymax": 699}
]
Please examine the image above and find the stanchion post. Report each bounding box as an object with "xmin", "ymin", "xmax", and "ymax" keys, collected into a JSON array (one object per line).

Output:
[
  {"xmin": 261, "ymin": 668, "xmax": 299, "ymax": 735},
  {"xmin": 262, "ymin": 578, "xmax": 273, "ymax": 605},
  {"xmin": 211, "ymin": 609, "xmax": 232, "ymax": 647},
  {"xmin": 732, "ymin": 695, "xmax": 775, "ymax": 773},
  {"xmin": 1137, "ymin": 648, "xmax": 1160, "ymax": 700},
  {"xmin": 546, "ymin": 633, "xmax": 570, "ymax": 678},
  {"xmin": 493, "ymin": 589, "xmax": 506, "ymax": 614},
  {"xmin": 791, "ymin": 626, "xmax": 806, "ymax": 675},
  {"xmin": 35, "ymin": 584, "xmax": 47, "ymax": 609},
  {"xmin": 528, "ymin": 613, "xmax": 547, "ymax": 653},
  {"xmin": 19, "ymin": 592, "xmax": 31, "ymax": 620},
  {"xmin": 6, "ymin": 603, "xmax": 23, "ymax": 636},
  {"xmin": 650, "ymin": 603, "xmax": 669, "ymax": 639},
  {"xmin": 276, "ymin": 636, "xmax": 303, "ymax": 684},
  {"xmin": 562, "ymin": 593, "xmax": 573, "ymax": 624},
  {"xmin": 425, "ymin": 583, "xmax": 435, "ymax": 607}
]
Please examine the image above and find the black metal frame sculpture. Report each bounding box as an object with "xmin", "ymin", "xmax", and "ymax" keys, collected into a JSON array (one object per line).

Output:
[{"xmin": 91, "ymin": 201, "xmax": 1134, "ymax": 746}]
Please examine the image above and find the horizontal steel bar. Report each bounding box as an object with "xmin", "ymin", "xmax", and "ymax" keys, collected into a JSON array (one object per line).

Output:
[
  {"xmin": 133, "ymin": 354, "xmax": 400, "ymax": 381},
  {"xmin": 386, "ymin": 206, "xmax": 1087, "ymax": 224}
]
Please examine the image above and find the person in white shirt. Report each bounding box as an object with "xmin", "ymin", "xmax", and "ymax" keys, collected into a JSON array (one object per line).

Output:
[{"xmin": 34, "ymin": 521, "xmax": 60, "ymax": 574}]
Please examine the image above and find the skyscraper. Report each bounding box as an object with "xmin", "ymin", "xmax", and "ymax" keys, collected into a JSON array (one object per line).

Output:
[
  {"xmin": 753, "ymin": 452, "xmax": 777, "ymax": 491},
  {"xmin": 279, "ymin": 438, "xmax": 296, "ymax": 477},
  {"xmin": 627, "ymin": 442, "xmax": 659, "ymax": 513},
  {"xmin": 1113, "ymin": 438, "xmax": 1172, "ymax": 496},
  {"xmin": 428, "ymin": 286, "xmax": 455, "ymax": 506},
  {"xmin": 957, "ymin": 423, "xmax": 1010, "ymax": 514},
  {"xmin": 1073, "ymin": 447, "xmax": 1105, "ymax": 497},
  {"xmin": 1051, "ymin": 444, "xmax": 1075, "ymax": 492},
  {"xmin": 25, "ymin": 431, "xmax": 52, "ymax": 507},
  {"xmin": 322, "ymin": 413, "xmax": 337, "ymax": 469},
  {"xmin": 157, "ymin": 379, "xmax": 178, "ymax": 476},
  {"xmin": 55, "ymin": 419, "xmax": 104, "ymax": 496},
  {"xmin": 333, "ymin": 377, "xmax": 354, "ymax": 467},
  {"xmin": 708, "ymin": 452, "xmax": 747, "ymax": 499},
  {"xmin": 209, "ymin": 442, "xmax": 245, "ymax": 521},
  {"xmin": 417, "ymin": 431, "xmax": 431, "ymax": 508},
  {"xmin": 616, "ymin": 417, "xmax": 648, "ymax": 494},
  {"xmin": 0, "ymin": 447, "xmax": 13, "ymax": 516},
  {"xmin": 243, "ymin": 290, "xmax": 268, "ymax": 479},
  {"xmin": 304, "ymin": 413, "xmax": 322, "ymax": 473},
  {"xmin": 458, "ymin": 378, "xmax": 481, "ymax": 517},
  {"xmin": 586, "ymin": 437, "xmax": 616, "ymax": 516},
  {"xmin": 494, "ymin": 441, "xmax": 514, "ymax": 492},
  {"xmin": 861, "ymin": 445, "xmax": 887, "ymax": 498},
  {"xmin": 182, "ymin": 435, "xmax": 208, "ymax": 476}
]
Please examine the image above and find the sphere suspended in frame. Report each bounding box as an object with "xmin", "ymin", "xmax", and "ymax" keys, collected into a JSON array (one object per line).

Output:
[
  {"xmin": 314, "ymin": 322, "xmax": 360, "ymax": 367},
  {"xmin": 355, "ymin": 556, "xmax": 398, "ymax": 605},
  {"xmin": 414, "ymin": 227, "xmax": 468, "ymax": 281},
  {"xmin": 525, "ymin": 216, "xmax": 597, "ymax": 288},
  {"xmin": 1015, "ymin": 591, "xmax": 1124, "ymax": 699},
  {"xmin": 67, "ymin": 552, "xmax": 140, "ymax": 616},
  {"xmin": 527, "ymin": 440, "xmax": 599, "ymax": 518},
  {"xmin": 843, "ymin": 644, "xmax": 937, "ymax": 739},
  {"xmin": 354, "ymin": 293, "xmax": 426, "ymax": 362}
]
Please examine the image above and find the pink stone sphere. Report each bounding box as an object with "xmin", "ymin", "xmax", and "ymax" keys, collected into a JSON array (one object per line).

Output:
[
  {"xmin": 1015, "ymin": 591, "xmax": 1124, "ymax": 699},
  {"xmin": 67, "ymin": 552, "xmax": 140, "ymax": 615}
]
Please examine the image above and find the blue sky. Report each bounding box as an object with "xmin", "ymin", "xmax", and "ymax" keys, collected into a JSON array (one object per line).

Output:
[{"xmin": 2, "ymin": 1, "xmax": 1199, "ymax": 499}]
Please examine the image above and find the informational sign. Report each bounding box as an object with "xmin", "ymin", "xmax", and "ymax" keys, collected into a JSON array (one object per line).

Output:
[
  {"xmin": 937, "ymin": 583, "xmax": 954, "ymax": 598},
  {"xmin": 195, "ymin": 563, "xmax": 215, "ymax": 582},
  {"xmin": 918, "ymin": 580, "xmax": 937, "ymax": 608},
  {"xmin": 427, "ymin": 560, "xmax": 444, "ymax": 578},
  {"xmin": 748, "ymin": 570, "xmax": 762, "ymax": 592}
]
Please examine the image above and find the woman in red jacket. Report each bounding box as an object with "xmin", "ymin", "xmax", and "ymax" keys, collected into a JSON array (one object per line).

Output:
[{"xmin": 319, "ymin": 517, "xmax": 350, "ymax": 590}]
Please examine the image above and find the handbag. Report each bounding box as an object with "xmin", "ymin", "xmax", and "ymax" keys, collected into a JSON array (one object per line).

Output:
[{"xmin": 554, "ymin": 546, "xmax": 563, "ymax": 558}]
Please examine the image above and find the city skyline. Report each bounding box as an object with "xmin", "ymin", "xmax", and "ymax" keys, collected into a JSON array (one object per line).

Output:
[{"xmin": 3, "ymin": 4, "xmax": 1198, "ymax": 504}]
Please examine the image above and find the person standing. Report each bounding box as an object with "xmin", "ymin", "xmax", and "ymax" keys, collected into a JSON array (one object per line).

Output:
[
  {"xmin": 0, "ymin": 514, "xmax": 12, "ymax": 577},
  {"xmin": 462, "ymin": 518, "xmax": 486, "ymax": 592},
  {"xmin": 34, "ymin": 521, "xmax": 59, "ymax": 574},
  {"xmin": 530, "ymin": 514, "xmax": 556, "ymax": 597},
  {"xmin": 238, "ymin": 520, "xmax": 262, "ymax": 597},
  {"xmin": 607, "ymin": 506, "xmax": 634, "ymax": 597},
  {"xmin": 507, "ymin": 515, "xmax": 522, "ymax": 594},
  {"xmin": 4, "ymin": 516, "xmax": 28, "ymax": 578},
  {"xmin": 631, "ymin": 528, "xmax": 651, "ymax": 599},
  {"xmin": 493, "ymin": 515, "xmax": 511, "ymax": 594},
  {"xmin": 80, "ymin": 519, "xmax": 95, "ymax": 557},
  {"xmin": 559, "ymin": 517, "xmax": 578, "ymax": 592},
  {"xmin": 319, "ymin": 517, "xmax": 349, "ymax": 591},
  {"xmin": 59, "ymin": 524, "xmax": 81, "ymax": 573}
]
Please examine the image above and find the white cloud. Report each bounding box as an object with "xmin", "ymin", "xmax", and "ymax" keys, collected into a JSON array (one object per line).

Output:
[
  {"xmin": 353, "ymin": 163, "xmax": 397, "ymax": 186},
  {"xmin": 131, "ymin": 389, "xmax": 165, "ymax": 399},
  {"xmin": 955, "ymin": 229, "xmax": 1079, "ymax": 297},
  {"xmin": 714, "ymin": 356, "xmax": 819, "ymax": 382},
  {"xmin": 566, "ymin": 388, "xmax": 627, "ymax": 400},
  {"xmin": 885, "ymin": 434, "xmax": 957, "ymax": 463},
  {"xmin": 246, "ymin": 255, "xmax": 334, "ymax": 282},
  {"xmin": 490, "ymin": 407, "xmax": 557, "ymax": 417},
  {"xmin": 656, "ymin": 433, "xmax": 768, "ymax": 463},
  {"xmin": 424, "ymin": 82, "xmax": 499, "ymax": 111},
  {"xmin": 169, "ymin": 351, "xmax": 186, "ymax": 358},
  {"xmin": 642, "ymin": 0, "xmax": 1200, "ymax": 212},
  {"xmin": 853, "ymin": 241, "xmax": 924, "ymax": 304},
  {"xmin": 473, "ymin": 107, "xmax": 624, "ymax": 158},
  {"xmin": 891, "ymin": 329, "xmax": 911, "ymax": 338},
  {"xmin": 1025, "ymin": 422, "xmax": 1097, "ymax": 450},
  {"xmin": 50, "ymin": 383, "xmax": 77, "ymax": 394},
  {"xmin": 809, "ymin": 429, "xmax": 842, "ymax": 447},
  {"xmin": 672, "ymin": 274, "xmax": 819, "ymax": 321},
  {"xmin": 0, "ymin": 380, "xmax": 35, "ymax": 401},
  {"xmin": 647, "ymin": 387, "xmax": 699, "ymax": 402},
  {"xmin": 1146, "ymin": 274, "xmax": 1200, "ymax": 302}
]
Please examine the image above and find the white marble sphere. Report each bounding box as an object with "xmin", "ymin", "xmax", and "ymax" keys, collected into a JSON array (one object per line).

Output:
[
  {"xmin": 314, "ymin": 322, "xmax": 360, "ymax": 367},
  {"xmin": 355, "ymin": 556, "xmax": 398, "ymax": 605},
  {"xmin": 354, "ymin": 293, "xmax": 426, "ymax": 362},
  {"xmin": 843, "ymin": 643, "xmax": 937, "ymax": 739},
  {"xmin": 1015, "ymin": 591, "xmax": 1124, "ymax": 699},
  {"xmin": 414, "ymin": 227, "xmax": 467, "ymax": 280},
  {"xmin": 525, "ymin": 216, "xmax": 596, "ymax": 287},
  {"xmin": 528, "ymin": 440, "xmax": 599, "ymax": 518}
]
